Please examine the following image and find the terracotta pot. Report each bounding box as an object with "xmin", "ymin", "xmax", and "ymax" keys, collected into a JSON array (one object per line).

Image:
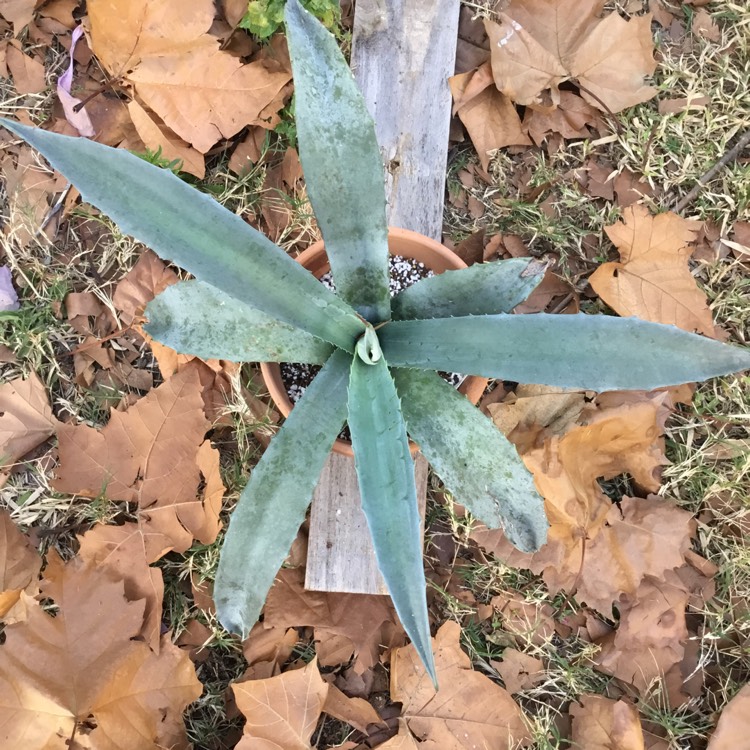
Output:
[{"xmin": 261, "ymin": 226, "xmax": 489, "ymax": 456}]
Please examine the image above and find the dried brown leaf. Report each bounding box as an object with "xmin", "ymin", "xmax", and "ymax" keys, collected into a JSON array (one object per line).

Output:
[
  {"xmin": 707, "ymin": 685, "xmax": 750, "ymax": 750},
  {"xmin": 486, "ymin": 0, "xmax": 656, "ymax": 112},
  {"xmin": 570, "ymin": 695, "xmax": 645, "ymax": 750},
  {"xmin": 77, "ymin": 521, "xmax": 169, "ymax": 651},
  {"xmin": 232, "ymin": 658, "xmax": 328, "ymax": 750},
  {"xmin": 261, "ymin": 567, "xmax": 404, "ymax": 677},
  {"xmin": 0, "ymin": 510, "xmax": 40, "ymax": 619},
  {"xmin": 391, "ymin": 621, "xmax": 531, "ymax": 749},
  {"xmin": 0, "ymin": 553, "xmax": 201, "ymax": 749},
  {"xmin": 53, "ymin": 363, "xmax": 222, "ymax": 554},
  {"xmin": 128, "ymin": 45, "xmax": 291, "ymax": 153},
  {"xmin": 494, "ymin": 649, "xmax": 545, "ymax": 694},
  {"xmin": 6, "ymin": 39, "xmax": 45, "ymax": 93},
  {"xmin": 0, "ymin": 372, "xmax": 57, "ymax": 473},
  {"xmin": 127, "ymin": 99, "xmax": 206, "ymax": 178},
  {"xmin": 449, "ymin": 66, "xmax": 531, "ymax": 171},
  {"xmin": 323, "ymin": 684, "xmax": 382, "ymax": 733},
  {"xmin": 590, "ymin": 205, "xmax": 714, "ymax": 335}
]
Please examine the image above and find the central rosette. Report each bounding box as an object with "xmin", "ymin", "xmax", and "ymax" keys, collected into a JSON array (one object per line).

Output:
[{"xmin": 355, "ymin": 325, "xmax": 383, "ymax": 365}]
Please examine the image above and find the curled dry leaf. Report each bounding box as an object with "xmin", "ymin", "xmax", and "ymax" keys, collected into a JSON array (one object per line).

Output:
[
  {"xmin": 574, "ymin": 496, "xmax": 694, "ymax": 618},
  {"xmin": 232, "ymin": 658, "xmax": 328, "ymax": 750},
  {"xmin": 88, "ymin": 0, "xmax": 291, "ymax": 154},
  {"xmin": 0, "ymin": 553, "xmax": 201, "ymax": 750},
  {"xmin": 260, "ymin": 567, "xmax": 404, "ymax": 679},
  {"xmin": 0, "ymin": 372, "xmax": 57, "ymax": 481},
  {"xmin": 53, "ymin": 363, "xmax": 223, "ymax": 554},
  {"xmin": 570, "ymin": 694, "xmax": 645, "ymax": 750},
  {"xmin": 0, "ymin": 510, "xmax": 40, "ymax": 619},
  {"xmin": 707, "ymin": 684, "xmax": 750, "ymax": 750},
  {"xmin": 589, "ymin": 205, "xmax": 716, "ymax": 336},
  {"xmin": 475, "ymin": 398, "xmax": 668, "ymax": 603},
  {"xmin": 449, "ymin": 63, "xmax": 530, "ymax": 171},
  {"xmin": 595, "ymin": 573, "xmax": 689, "ymax": 695},
  {"xmin": 390, "ymin": 621, "xmax": 531, "ymax": 749},
  {"xmin": 494, "ymin": 648, "xmax": 545, "ymax": 694},
  {"xmin": 322, "ymin": 683, "xmax": 383, "ymax": 734},
  {"xmin": 486, "ymin": 0, "xmax": 656, "ymax": 112}
]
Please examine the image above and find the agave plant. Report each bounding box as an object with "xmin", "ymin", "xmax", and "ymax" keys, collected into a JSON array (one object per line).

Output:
[{"xmin": 3, "ymin": 0, "xmax": 749, "ymax": 684}]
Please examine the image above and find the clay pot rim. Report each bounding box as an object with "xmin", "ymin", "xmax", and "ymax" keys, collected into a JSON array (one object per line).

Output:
[{"xmin": 260, "ymin": 226, "xmax": 488, "ymax": 457}]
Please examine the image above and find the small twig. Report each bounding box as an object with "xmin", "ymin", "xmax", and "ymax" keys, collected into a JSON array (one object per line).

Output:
[
  {"xmin": 576, "ymin": 83, "xmax": 623, "ymax": 136},
  {"xmin": 672, "ymin": 129, "xmax": 750, "ymax": 213},
  {"xmin": 69, "ymin": 324, "xmax": 135, "ymax": 356},
  {"xmin": 36, "ymin": 183, "xmax": 72, "ymax": 236}
]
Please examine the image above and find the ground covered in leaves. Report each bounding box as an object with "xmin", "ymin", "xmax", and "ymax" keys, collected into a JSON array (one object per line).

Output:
[{"xmin": 1, "ymin": 0, "xmax": 749, "ymax": 748}]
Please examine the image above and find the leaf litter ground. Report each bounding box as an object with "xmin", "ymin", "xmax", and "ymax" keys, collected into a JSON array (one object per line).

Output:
[{"xmin": 1, "ymin": 1, "xmax": 750, "ymax": 749}]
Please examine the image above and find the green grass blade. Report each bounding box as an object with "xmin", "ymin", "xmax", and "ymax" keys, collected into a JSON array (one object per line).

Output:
[
  {"xmin": 392, "ymin": 258, "xmax": 545, "ymax": 320},
  {"xmin": 284, "ymin": 0, "xmax": 390, "ymax": 324},
  {"xmin": 393, "ymin": 369, "xmax": 547, "ymax": 552},
  {"xmin": 145, "ymin": 281, "xmax": 333, "ymax": 364},
  {"xmin": 1, "ymin": 119, "xmax": 364, "ymax": 351},
  {"xmin": 348, "ymin": 356, "xmax": 436, "ymax": 685},
  {"xmin": 380, "ymin": 314, "xmax": 750, "ymax": 391},
  {"xmin": 215, "ymin": 349, "xmax": 352, "ymax": 637}
]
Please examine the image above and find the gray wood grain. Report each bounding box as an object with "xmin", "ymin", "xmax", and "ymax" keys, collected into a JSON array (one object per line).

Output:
[
  {"xmin": 350, "ymin": 0, "xmax": 460, "ymax": 239},
  {"xmin": 305, "ymin": 0, "xmax": 460, "ymax": 594}
]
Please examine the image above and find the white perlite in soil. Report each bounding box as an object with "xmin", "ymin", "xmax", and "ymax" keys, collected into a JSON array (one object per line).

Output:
[{"xmin": 280, "ymin": 255, "xmax": 464, "ymax": 411}]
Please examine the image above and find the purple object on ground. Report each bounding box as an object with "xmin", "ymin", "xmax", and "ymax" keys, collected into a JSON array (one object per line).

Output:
[
  {"xmin": 0, "ymin": 266, "xmax": 20, "ymax": 311},
  {"xmin": 58, "ymin": 26, "xmax": 95, "ymax": 137}
]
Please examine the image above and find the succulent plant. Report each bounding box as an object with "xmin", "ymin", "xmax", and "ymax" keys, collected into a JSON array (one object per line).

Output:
[{"xmin": 3, "ymin": 0, "xmax": 749, "ymax": 684}]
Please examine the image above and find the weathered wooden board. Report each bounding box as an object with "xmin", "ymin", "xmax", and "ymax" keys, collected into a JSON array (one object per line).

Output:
[{"xmin": 305, "ymin": 0, "xmax": 460, "ymax": 594}]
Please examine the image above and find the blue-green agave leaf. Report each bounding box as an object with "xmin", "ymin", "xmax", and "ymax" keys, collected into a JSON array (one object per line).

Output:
[
  {"xmin": 348, "ymin": 356, "xmax": 436, "ymax": 685},
  {"xmin": 1, "ymin": 119, "xmax": 364, "ymax": 351},
  {"xmin": 144, "ymin": 280, "xmax": 333, "ymax": 364},
  {"xmin": 392, "ymin": 368, "xmax": 547, "ymax": 552},
  {"xmin": 392, "ymin": 258, "xmax": 546, "ymax": 320},
  {"xmin": 284, "ymin": 0, "xmax": 390, "ymax": 324},
  {"xmin": 214, "ymin": 349, "xmax": 351, "ymax": 637},
  {"xmin": 380, "ymin": 314, "xmax": 750, "ymax": 391}
]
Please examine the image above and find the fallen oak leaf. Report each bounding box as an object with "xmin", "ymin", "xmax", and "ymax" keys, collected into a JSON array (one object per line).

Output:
[
  {"xmin": 232, "ymin": 658, "xmax": 328, "ymax": 750},
  {"xmin": 390, "ymin": 621, "xmax": 531, "ymax": 749},
  {"xmin": 493, "ymin": 649, "xmax": 545, "ymax": 694},
  {"xmin": 589, "ymin": 205, "xmax": 715, "ymax": 336},
  {"xmin": 6, "ymin": 39, "xmax": 45, "ymax": 94},
  {"xmin": 486, "ymin": 0, "xmax": 656, "ymax": 113}
]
